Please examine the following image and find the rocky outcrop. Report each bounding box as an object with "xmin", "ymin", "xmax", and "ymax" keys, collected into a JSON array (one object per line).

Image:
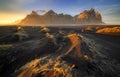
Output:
[
  {"xmin": 19, "ymin": 8, "xmax": 103, "ymax": 25},
  {"xmin": 75, "ymin": 8, "xmax": 102, "ymax": 24}
]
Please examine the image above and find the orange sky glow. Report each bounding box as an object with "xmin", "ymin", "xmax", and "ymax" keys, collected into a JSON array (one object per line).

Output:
[{"xmin": 0, "ymin": 12, "xmax": 26, "ymax": 25}]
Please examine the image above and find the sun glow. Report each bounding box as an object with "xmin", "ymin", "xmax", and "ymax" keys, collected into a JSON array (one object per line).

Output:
[
  {"xmin": 0, "ymin": 12, "xmax": 26, "ymax": 25},
  {"xmin": 0, "ymin": 20, "xmax": 12, "ymax": 25}
]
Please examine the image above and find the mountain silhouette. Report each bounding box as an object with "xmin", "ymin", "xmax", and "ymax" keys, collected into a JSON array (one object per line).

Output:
[
  {"xmin": 19, "ymin": 8, "xmax": 103, "ymax": 25},
  {"xmin": 76, "ymin": 8, "xmax": 102, "ymax": 24}
]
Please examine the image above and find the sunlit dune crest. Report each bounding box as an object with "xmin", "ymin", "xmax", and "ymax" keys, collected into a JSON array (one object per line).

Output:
[
  {"xmin": 96, "ymin": 27, "xmax": 120, "ymax": 35},
  {"xmin": 18, "ymin": 56, "xmax": 75, "ymax": 77},
  {"xmin": 85, "ymin": 26, "xmax": 93, "ymax": 31},
  {"xmin": 66, "ymin": 34, "xmax": 81, "ymax": 57},
  {"xmin": 41, "ymin": 26, "xmax": 50, "ymax": 33}
]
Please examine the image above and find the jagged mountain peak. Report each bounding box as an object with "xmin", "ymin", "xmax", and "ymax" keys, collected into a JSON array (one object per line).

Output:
[
  {"xmin": 89, "ymin": 8, "xmax": 95, "ymax": 13},
  {"xmin": 30, "ymin": 11, "xmax": 39, "ymax": 16},
  {"xmin": 77, "ymin": 8, "xmax": 102, "ymax": 22},
  {"xmin": 19, "ymin": 8, "xmax": 103, "ymax": 25},
  {"xmin": 44, "ymin": 9, "xmax": 57, "ymax": 16}
]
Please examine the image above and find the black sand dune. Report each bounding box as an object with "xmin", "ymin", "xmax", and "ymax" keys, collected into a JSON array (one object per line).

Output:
[{"xmin": 0, "ymin": 26, "xmax": 120, "ymax": 77}]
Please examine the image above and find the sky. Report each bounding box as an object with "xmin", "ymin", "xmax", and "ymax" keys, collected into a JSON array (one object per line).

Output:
[{"xmin": 0, "ymin": 0, "xmax": 120, "ymax": 24}]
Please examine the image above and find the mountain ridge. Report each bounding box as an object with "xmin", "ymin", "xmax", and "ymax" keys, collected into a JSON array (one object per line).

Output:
[{"xmin": 18, "ymin": 8, "xmax": 103, "ymax": 25}]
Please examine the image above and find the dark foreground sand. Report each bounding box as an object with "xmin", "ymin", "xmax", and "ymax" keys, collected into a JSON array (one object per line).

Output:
[{"xmin": 0, "ymin": 26, "xmax": 120, "ymax": 77}]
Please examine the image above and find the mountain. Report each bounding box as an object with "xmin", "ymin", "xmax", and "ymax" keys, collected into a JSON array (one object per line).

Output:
[
  {"xmin": 43, "ymin": 10, "xmax": 57, "ymax": 16},
  {"xmin": 19, "ymin": 8, "xmax": 103, "ymax": 25},
  {"xmin": 20, "ymin": 11, "xmax": 41, "ymax": 25},
  {"xmin": 75, "ymin": 8, "xmax": 102, "ymax": 24}
]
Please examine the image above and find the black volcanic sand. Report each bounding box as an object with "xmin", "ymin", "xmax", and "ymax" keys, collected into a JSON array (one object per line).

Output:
[{"xmin": 0, "ymin": 26, "xmax": 120, "ymax": 77}]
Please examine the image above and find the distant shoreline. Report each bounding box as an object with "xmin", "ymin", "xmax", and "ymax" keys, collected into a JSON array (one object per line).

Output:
[{"xmin": 0, "ymin": 24, "xmax": 120, "ymax": 27}]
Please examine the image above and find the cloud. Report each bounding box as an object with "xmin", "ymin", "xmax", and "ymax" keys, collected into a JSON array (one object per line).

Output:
[
  {"xmin": 0, "ymin": 0, "xmax": 35, "ymax": 24},
  {"xmin": 94, "ymin": 4, "xmax": 120, "ymax": 24},
  {"xmin": 0, "ymin": 0, "xmax": 34, "ymax": 13}
]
